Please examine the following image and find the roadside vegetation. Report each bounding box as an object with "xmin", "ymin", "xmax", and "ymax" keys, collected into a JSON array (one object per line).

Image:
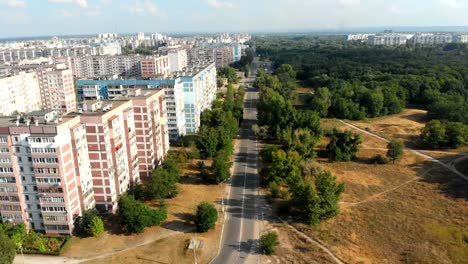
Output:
[{"xmin": 256, "ymin": 35, "xmax": 468, "ymax": 264}]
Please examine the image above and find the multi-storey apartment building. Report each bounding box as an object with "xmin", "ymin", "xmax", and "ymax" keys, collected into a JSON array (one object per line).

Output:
[
  {"xmin": 140, "ymin": 56, "xmax": 170, "ymax": 78},
  {"xmin": 0, "ymin": 72, "xmax": 42, "ymax": 116},
  {"xmin": 0, "ymin": 43, "xmax": 121, "ymax": 64},
  {"xmin": 368, "ymin": 34, "xmax": 409, "ymax": 45},
  {"xmin": 410, "ymin": 33, "xmax": 453, "ymax": 45},
  {"xmin": 70, "ymin": 55, "xmax": 143, "ymax": 78},
  {"xmin": 76, "ymin": 62, "xmax": 217, "ymax": 140},
  {"xmin": 0, "ymin": 89, "xmax": 169, "ymax": 234},
  {"xmin": 36, "ymin": 67, "xmax": 77, "ymax": 113},
  {"xmin": 167, "ymin": 49, "xmax": 188, "ymax": 72}
]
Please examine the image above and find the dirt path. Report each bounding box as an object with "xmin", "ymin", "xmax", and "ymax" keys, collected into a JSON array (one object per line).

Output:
[
  {"xmin": 14, "ymin": 226, "xmax": 193, "ymax": 264},
  {"xmin": 276, "ymin": 217, "xmax": 346, "ymax": 264},
  {"xmin": 338, "ymin": 120, "xmax": 468, "ymax": 181}
]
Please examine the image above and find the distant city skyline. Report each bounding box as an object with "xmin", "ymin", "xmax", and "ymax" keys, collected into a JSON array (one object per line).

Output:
[{"xmin": 2, "ymin": 0, "xmax": 468, "ymax": 38}]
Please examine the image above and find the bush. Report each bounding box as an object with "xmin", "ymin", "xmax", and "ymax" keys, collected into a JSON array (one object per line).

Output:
[
  {"xmin": 269, "ymin": 181, "xmax": 280, "ymax": 198},
  {"xmin": 370, "ymin": 154, "xmax": 389, "ymax": 165},
  {"xmin": 386, "ymin": 140, "xmax": 404, "ymax": 163},
  {"xmin": 117, "ymin": 195, "xmax": 167, "ymax": 233},
  {"xmin": 74, "ymin": 209, "xmax": 105, "ymax": 237},
  {"xmin": 89, "ymin": 217, "xmax": 105, "ymax": 237},
  {"xmin": 195, "ymin": 202, "xmax": 218, "ymax": 233},
  {"xmin": 326, "ymin": 129, "xmax": 362, "ymax": 161},
  {"xmin": 260, "ymin": 231, "xmax": 279, "ymax": 255},
  {"xmin": 0, "ymin": 229, "xmax": 16, "ymax": 264}
]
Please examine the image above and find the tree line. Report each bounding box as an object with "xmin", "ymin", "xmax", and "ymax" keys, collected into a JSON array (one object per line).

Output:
[{"xmin": 255, "ymin": 36, "xmax": 468, "ymax": 148}]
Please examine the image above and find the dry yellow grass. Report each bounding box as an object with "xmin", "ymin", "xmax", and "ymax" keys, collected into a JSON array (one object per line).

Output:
[
  {"xmin": 281, "ymin": 112, "xmax": 468, "ymax": 264},
  {"xmin": 63, "ymin": 158, "xmax": 224, "ymax": 263}
]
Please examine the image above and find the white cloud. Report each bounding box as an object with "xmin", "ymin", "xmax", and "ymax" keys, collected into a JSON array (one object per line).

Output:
[
  {"xmin": 48, "ymin": 0, "xmax": 73, "ymax": 3},
  {"xmin": 206, "ymin": 0, "xmax": 234, "ymax": 9},
  {"xmin": 338, "ymin": 0, "xmax": 360, "ymax": 6},
  {"xmin": 56, "ymin": 9, "xmax": 74, "ymax": 17},
  {"xmin": 48, "ymin": 0, "xmax": 88, "ymax": 8},
  {"xmin": 125, "ymin": 0, "xmax": 159, "ymax": 16},
  {"xmin": 76, "ymin": 0, "xmax": 88, "ymax": 8},
  {"xmin": 0, "ymin": 0, "xmax": 26, "ymax": 8},
  {"xmin": 437, "ymin": 0, "xmax": 466, "ymax": 8}
]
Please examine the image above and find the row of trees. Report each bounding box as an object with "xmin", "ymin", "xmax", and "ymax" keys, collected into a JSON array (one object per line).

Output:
[
  {"xmin": 217, "ymin": 67, "xmax": 239, "ymax": 84},
  {"xmin": 196, "ymin": 84, "xmax": 244, "ymax": 183}
]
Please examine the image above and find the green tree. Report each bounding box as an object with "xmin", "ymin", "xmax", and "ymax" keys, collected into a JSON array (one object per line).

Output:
[
  {"xmin": 197, "ymin": 126, "xmax": 219, "ymax": 159},
  {"xmin": 309, "ymin": 87, "xmax": 332, "ymax": 117},
  {"xmin": 315, "ymin": 171, "xmax": 345, "ymax": 220},
  {"xmin": 0, "ymin": 229, "xmax": 15, "ymax": 264},
  {"xmin": 211, "ymin": 149, "xmax": 232, "ymax": 183},
  {"xmin": 74, "ymin": 209, "xmax": 105, "ymax": 237},
  {"xmin": 445, "ymin": 122, "xmax": 468, "ymax": 148},
  {"xmin": 326, "ymin": 129, "xmax": 362, "ymax": 161},
  {"xmin": 145, "ymin": 167, "xmax": 179, "ymax": 199},
  {"xmin": 195, "ymin": 202, "xmax": 218, "ymax": 232},
  {"xmin": 420, "ymin": 120, "xmax": 447, "ymax": 149},
  {"xmin": 117, "ymin": 195, "xmax": 167, "ymax": 233},
  {"xmin": 260, "ymin": 231, "xmax": 279, "ymax": 255},
  {"xmin": 89, "ymin": 217, "xmax": 104, "ymax": 237},
  {"xmin": 386, "ymin": 140, "xmax": 405, "ymax": 164}
]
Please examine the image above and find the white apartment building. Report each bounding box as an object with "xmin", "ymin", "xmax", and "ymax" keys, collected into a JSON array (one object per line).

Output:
[
  {"xmin": 36, "ymin": 68, "xmax": 77, "ymax": 113},
  {"xmin": 0, "ymin": 43, "xmax": 121, "ymax": 64},
  {"xmin": 168, "ymin": 49, "xmax": 188, "ymax": 72},
  {"xmin": 411, "ymin": 34, "xmax": 453, "ymax": 44},
  {"xmin": 368, "ymin": 34, "xmax": 409, "ymax": 46},
  {"xmin": 0, "ymin": 72, "xmax": 42, "ymax": 116},
  {"xmin": 71, "ymin": 55, "xmax": 143, "ymax": 78}
]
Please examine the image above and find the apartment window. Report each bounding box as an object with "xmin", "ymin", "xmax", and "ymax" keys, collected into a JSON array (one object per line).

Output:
[
  {"xmin": 17, "ymin": 157, "xmax": 22, "ymax": 162},
  {"xmin": 0, "ymin": 148, "xmax": 9, "ymax": 153},
  {"xmin": 14, "ymin": 137, "xmax": 18, "ymax": 143},
  {"xmin": 15, "ymin": 147, "xmax": 21, "ymax": 153},
  {"xmin": 0, "ymin": 167, "xmax": 13, "ymax": 173},
  {"xmin": 0, "ymin": 158, "xmax": 11, "ymax": 163},
  {"xmin": 0, "ymin": 137, "xmax": 7, "ymax": 143},
  {"xmin": 22, "ymin": 176, "xmax": 25, "ymax": 181},
  {"xmin": 25, "ymin": 195, "xmax": 29, "ymax": 201}
]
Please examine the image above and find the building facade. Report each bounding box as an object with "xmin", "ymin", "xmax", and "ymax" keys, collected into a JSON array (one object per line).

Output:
[
  {"xmin": 140, "ymin": 56, "xmax": 170, "ymax": 78},
  {"xmin": 36, "ymin": 68, "xmax": 77, "ymax": 113},
  {"xmin": 167, "ymin": 49, "xmax": 188, "ymax": 72},
  {"xmin": 76, "ymin": 62, "xmax": 217, "ymax": 140},
  {"xmin": 0, "ymin": 90, "xmax": 169, "ymax": 234},
  {"xmin": 0, "ymin": 72, "xmax": 42, "ymax": 116}
]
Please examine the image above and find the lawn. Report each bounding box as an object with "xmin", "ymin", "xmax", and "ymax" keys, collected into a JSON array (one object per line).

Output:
[
  {"xmin": 267, "ymin": 112, "xmax": 468, "ymax": 264},
  {"xmin": 62, "ymin": 155, "xmax": 225, "ymax": 263}
]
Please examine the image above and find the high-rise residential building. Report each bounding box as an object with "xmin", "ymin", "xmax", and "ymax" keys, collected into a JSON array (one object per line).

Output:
[
  {"xmin": 167, "ymin": 49, "xmax": 188, "ymax": 72},
  {"xmin": 76, "ymin": 62, "xmax": 217, "ymax": 140},
  {"xmin": 140, "ymin": 56, "xmax": 170, "ymax": 78},
  {"xmin": 36, "ymin": 67, "xmax": 77, "ymax": 113},
  {"xmin": 0, "ymin": 72, "xmax": 42, "ymax": 116},
  {"xmin": 368, "ymin": 34, "xmax": 409, "ymax": 46},
  {"xmin": 0, "ymin": 89, "xmax": 169, "ymax": 234},
  {"xmin": 410, "ymin": 33, "xmax": 453, "ymax": 45},
  {"xmin": 0, "ymin": 43, "xmax": 121, "ymax": 64},
  {"xmin": 70, "ymin": 55, "xmax": 143, "ymax": 78}
]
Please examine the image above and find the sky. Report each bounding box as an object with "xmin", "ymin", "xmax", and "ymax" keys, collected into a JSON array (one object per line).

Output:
[{"xmin": 1, "ymin": 0, "xmax": 468, "ymax": 38}]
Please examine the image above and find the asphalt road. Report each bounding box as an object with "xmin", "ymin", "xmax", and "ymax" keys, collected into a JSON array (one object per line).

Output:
[{"xmin": 211, "ymin": 75, "xmax": 260, "ymax": 264}]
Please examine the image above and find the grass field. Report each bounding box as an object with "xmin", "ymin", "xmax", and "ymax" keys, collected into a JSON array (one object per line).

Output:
[
  {"xmin": 273, "ymin": 112, "xmax": 468, "ymax": 264},
  {"xmin": 63, "ymin": 157, "xmax": 224, "ymax": 264}
]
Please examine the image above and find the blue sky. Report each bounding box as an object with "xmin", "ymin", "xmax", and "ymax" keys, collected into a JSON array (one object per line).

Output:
[{"xmin": 0, "ymin": 0, "xmax": 468, "ymax": 38}]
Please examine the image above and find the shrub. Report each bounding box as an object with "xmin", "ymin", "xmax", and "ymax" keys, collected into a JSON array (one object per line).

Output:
[
  {"xmin": 269, "ymin": 181, "xmax": 280, "ymax": 198},
  {"xmin": 117, "ymin": 195, "xmax": 167, "ymax": 233},
  {"xmin": 260, "ymin": 231, "xmax": 279, "ymax": 255},
  {"xmin": 0, "ymin": 229, "xmax": 16, "ymax": 264},
  {"xmin": 370, "ymin": 154, "xmax": 389, "ymax": 165},
  {"xmin": 195, "ymin": 202, "xmax": 218, "ymax": 233},
  {"xmin": 74, "ymin": 209, "xmax": 105, "ymax": 237},
  {"xmin": 89, "ymin": 216, "xmax": 105, "ymax": 237},
  {"xmin": 326, "ymin": 129, "xmax": 362, "ymax": 161},
  {"xmin": 386, "ymin": 140, "xmax": 404, "ymax": 164}
]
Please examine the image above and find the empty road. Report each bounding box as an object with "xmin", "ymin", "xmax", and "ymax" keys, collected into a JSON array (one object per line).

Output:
[{"xmin": 211, "ymin": 74, "xmax": 261, "ymax": 264}]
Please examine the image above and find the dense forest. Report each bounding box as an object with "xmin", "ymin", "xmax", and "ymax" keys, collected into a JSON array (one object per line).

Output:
[{"xmin": 255, "ymin": 35, "xmax": 468, "ymax": 124}]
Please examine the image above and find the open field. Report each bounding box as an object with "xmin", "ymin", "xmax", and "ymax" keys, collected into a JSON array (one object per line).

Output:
[
  {"xmin": 272, "ymin": 112, "xmax": 468, "ymax": 264},
  {"xmin": 348, "ymin": 108, "xmax": 427, "ymax": 148},
  {"xmin": 62, "ymin": 158, "xmax": 224, "ymax": 264}
]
